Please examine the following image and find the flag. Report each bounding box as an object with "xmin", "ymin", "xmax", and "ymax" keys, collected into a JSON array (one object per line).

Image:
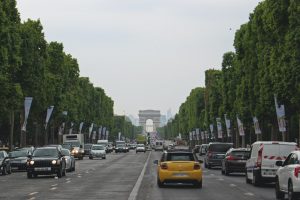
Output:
[
  {"xmin": 88, "ymin": 123, "xmax": 94, "ymax": 139},
  {"xmin": 237, "ymin": 116, "xmax": 245, "ymax": 136},
  {"xmin": 253, "ymin": 116, "xmax": 262, "ymax": 135},
  {"xmin": 45, "ymin": 106, "xmax": 54, "ymax": 130},
  {"xmin": 79, "ymin": 122, "xmax": 84, "ymax": 134},
  {"xmin": 22, "ymin": 97, "xmax": 33, "ymax": 131},
  {"xmin": 58, "ymin": 122, "xmax": 65, "ymax": 135},
  {"xmin": 118, "ymin": 132, "xmax": 121, "ymax": 141},
  {"xmin": 224, "ymin": 114, "xmax": 231, "ymax": 137},
  {"xmin": 209, "ymin": 124, "xmax": 214, "ymax": 139},
  {"xmin": 201, "ymin": 131, "xmax": 204, "ymax": 140},
  {"xmin": 274, "ymin": 95, "xmax": 286, "ymax": 132},
  {"xmin": 196, "ymin": 128, "xmax": 200, "ymax": 141},
  {"xmin": 106, "ymin": 130, "xmax": 109, "ymax": 140},
  {"xmin": 69, "ymin": 122, "xmax": 74, "ymax": 134},
  {"xmin": 102, "ymin": 127, "xmax": 106, "ymax": 140},
  {"xmin": 98, "ymin": 126, "xmax": 102, "ymax": 140},
  {"xmin": 189, "ymin": 132, "xmax": 192, "ymax": 141},
  {"xmin": 216, "ymin": 118, "xmax": 223, "ymax": 139}
]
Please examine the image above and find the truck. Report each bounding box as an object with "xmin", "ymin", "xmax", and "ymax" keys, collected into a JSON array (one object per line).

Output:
[
  {"xmin": 63, "ymin": 134, "xmax": 85, "ymax": 160},
  {"xmin": 97, "ymin": 140, "xmax": 112, "ymax": 153},
  {"xmin": 115, "ymin": 140, "xmax": 128, "ymax": 153}
]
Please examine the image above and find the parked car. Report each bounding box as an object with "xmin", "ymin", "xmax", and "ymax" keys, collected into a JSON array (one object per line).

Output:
[
  {"xmin": 136, "ymin": 144, "xmax": 146, "ymax": 153},
  {"xmin": 84, "ymin": 143, "xmax": 93, "ymax": 156},
  {"xmin": 221, "ymin": 148, "xmax": 250, "ymax": 175},
  {"xmin": 0, "ymin": 151, "xmax": 11, "ymax": 175},
  {"xmin": 153, "ymin": 151, "xmax": 203, "ymax": 188},
  {"xmin": 275, "ymin": 151, "xmax": 300, "ymax": 200},
  {"xmin": 26, "ymin": 147, "xmax": 67, "ymax": 178},
  {"xmin": 9, "ymin": 149, "xmax": 31, "ymax": 171},
  {"xmin": 89, "ymin": 144, "xmax": 106, "ymax": 159},
  {"xmin": 199, "ymin": 144, "xmax": 209, "ymax": 156},
  {"xmin": 61, "ymin": 149, "xmax": 75, "ymax": 172},
  {"xmin": 204, "ymin": 142, "xmax": 233, "ymax": 169},
  {"xmin": 245, "ymin": 141, "xmax": 297, "ymax": 186}
]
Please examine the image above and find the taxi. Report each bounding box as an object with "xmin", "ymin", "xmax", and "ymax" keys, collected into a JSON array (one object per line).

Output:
[{"xmin": 154, "ymin": 151, "xmax": 203, "ymax": 188}]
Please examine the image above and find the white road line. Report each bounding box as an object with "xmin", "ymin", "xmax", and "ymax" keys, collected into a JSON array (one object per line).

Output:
[
  {"xmin": 244, "ymin": 192, "xmax": 254, "ymax": 196},
  {"xmin": 27, "ymin": 197, "xmax": 36, "ymax": 200},
  {"xmin": 217, "ymin": 178, "xmax": 224, "ymax": 181},
  {"xmin": 77, "ymin": 176, "xmax": 82, "ymax": 178},
  {"xmin": 128, "ymin": 152, "xmax": 151, "ymax": 200},
  {"xmin": 210, "ymin": 174, "xmax": 215, "ymax": 176},
  {"xmin": 50, "ymin": 187, "xmax": 57, "ymax": 191},
  {"xmin": 66, "ymin": 178, "xmax": 71, "ymax": 181},
  {"xmin": 51, "ymin": 184, "xmax": 58, "ymax": 187},
  {"xmin": 229, "ymin": 184, "xmax": 237, "ymax": 187},
  {"xmin": 66, "ymin": 181, "xmax": 71, "ymax": 184},
  {"xmin": 28, "ymin": 192, "xmax": 38, "ymax": 196}
]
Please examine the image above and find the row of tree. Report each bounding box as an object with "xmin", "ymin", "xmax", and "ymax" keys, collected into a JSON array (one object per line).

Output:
[
  {"xmin": 0, "ymin": 0, "xmax": 127, "ymax": 148},
  {"xmin": 164, "ymin": 0, "xmax": 300, "ymax": 146}
]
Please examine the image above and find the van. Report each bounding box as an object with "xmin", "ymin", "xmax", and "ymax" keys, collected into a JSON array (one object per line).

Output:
[
  {"xmin": 245, "ymin": 141, "xmax": 297, "ymax": 186},
  {"xmin": 154, "ymin": 140, "xmax": 164, "ymax": 151},
  {"xmin": 204, "ymin": 142, "xmax": 233, "ymax": 168}
]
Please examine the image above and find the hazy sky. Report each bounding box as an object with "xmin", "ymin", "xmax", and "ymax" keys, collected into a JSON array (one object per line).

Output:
[{"xmin": 16, "ymin": 0, "xmax": 262, "ymax": 118}]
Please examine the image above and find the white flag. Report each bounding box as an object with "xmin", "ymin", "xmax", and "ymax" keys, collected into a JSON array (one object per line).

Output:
[
  {"xmin": 216, "ymin": 118, "xmax": 223, "ymax": 139},
  {"xmin": 237, "ymin": 116, "xmax": 245, "ymax": 136},
  {"xmin": 253, "ymin": 116, "xmax": 262, "ymax": 134},
  {"xmin": 224, "ymin": 114, "xmax": 231, "ymax": 137},
  {"xmin": 45, "ymin": 106, "xmax": 54, "ymax": 130},
  {"xmin": 88, "ymin": 123, "xmax": 94, "ymax": 139},
  {"xmin": 118, "ymin": 132, "xmax": 121, "ymax": 141},
  {"xmin": 274, "ymin": 95, "xmax": 286, "ymax": 132},
  {"xmin": 201, "ymin": 131, "xmax": 204, "ymax": 140},
  {"xmin": 22, "ymin": 97, "xmax": 33, "ymax": 131},
  {"xmin": 196, "ymin": 128, "xmax": 200, "ymax": 141},
  {"xmin": 106, "ymin": 130, "xmax": 109, "ymax": 140},
  {"xmin": 79, "ymin": 122, "xmax": 84, "ymax": 134},
  {"xmin": 98, "ymin": 126, "xmax": 102, "ymax": 140}
]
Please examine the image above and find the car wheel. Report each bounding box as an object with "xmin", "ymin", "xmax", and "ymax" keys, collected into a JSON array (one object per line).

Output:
[
  {"xmin": 275, "ymin": 178, "xmax": 284, "ymax": 200},
  {"xmin": 27, "ymin": 172, "xmax": 32, "ymax": 179},
  {"xmin": 288, "ymin": 181, "xmax": 296, "ymax": 200},
  {"xmin": 8, "ymin": 165, "xmax": 12, "ymax": 174},
  {"xmin": 157, "ymin": 178, "xmax": 164, "ymax": 188},
  {"xmin": 89, "ymin": 156, "xmax": 93, "ymax": 160},
  {"xmin": 57, "ymin": 167, "xmax": 63, "ymax": 178},
  {"xmin": 72, "ymin": 163, "xmax": 75, "ymax": 171},
  {"xmin": 62, "ymin": 167, "xmax": 66, "ymax": 176},
  {"xmin": 245, "ymin": 171, "xmax": 251, "ymax": 184}
]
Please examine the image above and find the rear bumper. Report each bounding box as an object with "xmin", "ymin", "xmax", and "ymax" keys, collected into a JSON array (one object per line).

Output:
[
  {"xmin": 226, "ymin": 161, "xmax": 246, "ymax": 172},
  {"xmin": 207, "ymin": 159, "xmax": 222, "ymax": 166},
  {"xmin": 11, "ymin": 163, "xmax": 27, "ymax": 171},
  {"xmin": 159, "ymin": 170, "xmax": 202, "ymax": 182}
]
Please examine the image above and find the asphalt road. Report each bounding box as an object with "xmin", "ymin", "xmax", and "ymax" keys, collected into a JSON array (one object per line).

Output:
[{"xmin": 0, "ymin": 150, "xmax": 281, "ymax": 200}]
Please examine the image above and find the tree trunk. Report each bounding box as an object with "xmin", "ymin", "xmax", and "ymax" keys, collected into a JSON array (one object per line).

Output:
[{"xmin": 9, "ymin": 111, "xmax": 14, "ymax": 151}]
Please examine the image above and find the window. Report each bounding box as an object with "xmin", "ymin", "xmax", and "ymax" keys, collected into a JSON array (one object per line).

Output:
[{"xmin": 166, "ymin": 153, "xmax": 195, "ymax": 161}]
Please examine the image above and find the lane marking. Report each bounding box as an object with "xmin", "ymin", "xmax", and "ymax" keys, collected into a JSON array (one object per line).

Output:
[
  {"xmin": 51, "ymin": 184, "xmax": 58, "ymax": 187},
  {"xmin": 210, "ymin": 174, "xmax": 215, "ymax": 176},
  {"xmin": 77, "ymin": 176, "xmax": 82, "ymax": 178},
  {"xmin": 50, "ymin": 187, "xmax": 57, "ymax": 191},
  {"xmin": 66, "ymin": 178, "xmax": 71, "ymax": 181},
  {"xmin": 230, "ymin": 184, "xmax": 237, "ymax": 187},
  {"xmin": 244, "ymin": 192, "xmax": 254, "ymax": 196},
  {"xmin": 128, "ymin": 151, "xmax": 151, "ymax": 200},
  {"xmin": 27, "ymin": 197, "xmax": 36, "ymax": 200},
  {"xmin": 66, "ymin": 181, "xmax": 71, "ymax": 184},
  {"xmin": 28, "ymin": 192, "xmax": 38, "ymax": 196},
  {"xmin": 217, "ymin": 178, "xmax": 224, "ymax": 181}
]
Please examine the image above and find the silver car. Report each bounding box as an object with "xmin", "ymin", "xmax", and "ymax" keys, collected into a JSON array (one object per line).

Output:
[
  {"xmin": 61, "ymin": 149, "xmax": 75, "ymax": 172},
  {"xmin": 89, "ymin": 145, "xmax": 106, "ymax": 159}
]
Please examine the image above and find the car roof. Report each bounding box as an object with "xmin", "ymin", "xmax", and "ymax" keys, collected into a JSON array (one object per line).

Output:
[
  {"xmin": 252, "ymin": 141, "xmax": 297, "ymax": 145},
  {"xmin": 36, "ymin": 147, "xmax": 58, "ymax": 150}
]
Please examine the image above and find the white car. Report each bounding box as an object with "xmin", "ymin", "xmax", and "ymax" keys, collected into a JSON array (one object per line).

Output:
[
  {"xmin": 246, "ymin": 141, "xmax": 297, "ymax": 186},
  {"xmin": 276, "ymin": 151, "xmax": 300, "ymax": 200},
  {"xmin": 136, "ymin": 144, "xmax": 146, "ymax": 153},
  {"xmin": 89, "ymin": 145, "xmax": 106, "ymax": 159}
]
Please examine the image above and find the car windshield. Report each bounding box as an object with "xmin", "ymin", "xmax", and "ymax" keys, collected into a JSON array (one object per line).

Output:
[
  {"xmin": 209, "ymin": 144, "xmax": 232, "ymax": 152},
  {"xmin": 117, "ymin": 144, "xmax": 125, "ymax": 147},
  {"xmin": 166, "ymin": 153, "xmax": 195, "ymax": 161},
  {"xmin": 92, "ymin": 145, "xmax": 104, "ymax": 150},
  {"xmin": 64, "ymin": 141, "xmax": 80, "ymax": 147},
  {"xmin": 61, "ymin": 149, "xmax": 70, "ymax": 156},
  {"xmin": 33, "ymin": 149, "xmax": 58, "ymax": 157},
  {"xmin": 9, "ymin": 150, "xmax": 28, "ymax": 157},
  {"xmin": 231, "ymin": 151, "xmax": 250, "ymax": 158},
  {"xmin": 137, "ymin": 144, "xmax": 144, "ymax": 147}
]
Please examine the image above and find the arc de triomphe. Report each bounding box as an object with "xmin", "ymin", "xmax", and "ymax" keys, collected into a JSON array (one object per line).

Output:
[{"xmin": 138, "ymin": 110, "xmax": 161, "ymax": 133}]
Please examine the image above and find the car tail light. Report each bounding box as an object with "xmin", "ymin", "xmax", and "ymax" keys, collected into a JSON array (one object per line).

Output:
[
  {"xmin": 295, "ymin": 167, "xmax": 300, "ymax": 178},
  {"xmin": 194, "ymin": 163, "xmax": 201, "ymax": 170},
  {"xmin": 256, "ymin": 145, "xmax": 263, "ymax": 167},
  {"xmin": 208, "ymin": 151, "xmax": 212, "ymax": 158},
  {"xmin": 161, "ymin": 163, "xmax": 168, "ymax": 170},
  {"xmin": 226, "ymin": 156, "xmax": 236, "ymax": 161}
]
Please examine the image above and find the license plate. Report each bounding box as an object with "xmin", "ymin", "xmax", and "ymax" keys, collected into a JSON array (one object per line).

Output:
[
  {"xmin": 173, "ymin": 173, "xmax": 188, "ymax": 177},
  {"xmin": 34, "ymin": 167, "xmax": 51, "ymax": 171}
]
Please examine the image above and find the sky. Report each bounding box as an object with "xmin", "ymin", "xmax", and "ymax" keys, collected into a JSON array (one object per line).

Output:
[{"xmin": 16, "ymin": 0, "xmax": 262, "ymax": 118}]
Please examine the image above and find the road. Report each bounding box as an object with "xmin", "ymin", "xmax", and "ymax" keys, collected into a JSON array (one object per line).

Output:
[{"xmin": 0, "ymin": 151, "xmax": 278, "ymax": 200}]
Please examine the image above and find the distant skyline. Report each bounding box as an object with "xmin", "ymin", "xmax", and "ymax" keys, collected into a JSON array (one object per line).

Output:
[{"xmin": 16, "ymin": 0, "xmax": 262, "ymax": 117}]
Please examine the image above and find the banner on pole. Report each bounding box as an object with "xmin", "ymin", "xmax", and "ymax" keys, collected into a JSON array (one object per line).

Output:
[
  {"xmin": 79, "ymin": 122, "xmax": 84, "ymax": 134},
  {"xmin": 224, "ymin": 114, "xmax": 231, "ymax": 137},
  {"xmin": 253, "ymin": 116, "xmax": 262, "ymax": 135},
  {"xmin": 237, "ymin": 116, "xmax": 245, "ymax": 136},
  {"xmin": 201, "ymin": 131, "xmax": 204, "ymax": 140},
  {"xmin": 106, "ymin": 130, "xmax": 109, "ymax": 140},
  {"xmin": 118, "ymin": 132, "xmax": 121, "ymax": 141},
  {"xmin": 98, "ymin": 126, "xmax": 102, "ymax": 140},
  {"xmin": 92, "ymin": 131, "xmax": 96, "ymax": 140},
  {"xmin": 196, "ymin": 128, "xmax": 200, "ymax": 141},
  {"xmin": 58, "ymin": 122, "xmax": 65, "ymax": 135},
  {"xmin": 216, "ymin": 118, "xmax": 223, "ymax": 139},
  {"xmin": 69, "ymin": 122, "xmax": 74, "ymax": 134},
  {"xmin": 45, "ymin": 106, "xmax": 54, "ymax": 130},
  {"xmin": 22, "ymin": 97, "xmax": 33, "ymax": 132},
  {"xmin": 88, "ymin": 123, "xmax": 94, "ymax": 139},
  {"xmin": 274, "ymin": 95, "xmax": 286, "ymax": 132},
  {"xmin": 189, "ymin": 132, "xmax": 192, "ymax": 141}
]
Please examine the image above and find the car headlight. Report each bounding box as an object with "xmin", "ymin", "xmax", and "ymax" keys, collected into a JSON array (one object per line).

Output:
[
  {"xmin": 30, "ymin": 160, "xmax": 34, "ymax": 165},
  {"xmin": 52, "ymin": 160, "xmax": 57, "ymax": 165}
]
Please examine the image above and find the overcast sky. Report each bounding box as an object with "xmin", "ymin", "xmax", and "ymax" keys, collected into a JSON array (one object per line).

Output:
[{"xmin": 16, "ymin": 0, "xmax": 262, "ymax": 118}]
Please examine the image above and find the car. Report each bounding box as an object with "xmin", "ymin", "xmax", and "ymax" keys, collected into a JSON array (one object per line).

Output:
[
  {"xmin": 84, "ymin": 143, "xmax": 93, "ymax": 156},
  {"xmin": 193, "ymin": 145, "xmax": 201, "ymax": 154},
  {"xmin": 154, "ymin": 151, "xmax": 203, "ymax": 188},
  {"xmin": 26, "ymin": 147, "xmax": 67, "ymax": 178},
  {"xmin": 115, "ymin": 144, "xmax": 127, "ymax": 153},
  {"xmin": 221, "ymin": 148, "xmax": 250, "ymax": 175},
  {"xmin": 136, "ymin": 144, "xmax": 146, "ymax": 153},
  {"xmin": 204, "ymin": 142, "xmax": 233, "ymax": 169},
  {"xmin": 0, "ymin": 151, "xmax": 12, "ymax": 175},
  {"xmin": 9, "ymin": 149, "xmax": 31, "ymax": 171},
  {"xmin": 245, "ymin": 141, "xmax": 297, "ymax": 186},
  {"xmin": 129, "ymin": 144, "xmax": 137, "ymax": 150},
  {"xmin": 61, "ymin": 149, "xmax": 75, "ymax": 172},
  {"xmin": 199, "ymin": 144, "xmax": 208, "ymax": 156},
  {"xmin": 154, "ymin": 141, "xmax": 164, "ymax": 151},
  {"xmin": 62, "ymin": 143, "xmax": 72, "ymax": 151},
  {"xmin": 275, "ymin": 151, "xmax": 300, "ymax": 200},
  {"xmin": 89, "ymin": 144, "xmax": 106, "ymax": 159}
]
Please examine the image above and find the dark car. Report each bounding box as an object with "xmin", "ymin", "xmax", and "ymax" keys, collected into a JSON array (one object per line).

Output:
[
  {"xmin": 9, "ymin": 149, "xmax": 31, "ymax": 171},
  {"xmin": 26, "ymin": 147, "xmax": 66, "ymax": 178},
  {"xmin": 221, "ymin": 148, "xmax": 250, "ymax": 175},
  {"xmin": 204, "ymin": 142, "xmax": 233, "ymax": 169},
  {"xmin": 0, "ymin": 151, "xmax": 11, "ymax": 175},
  {"xmin": 84, "ymin": 143, "xmax": 93, "ymax": 156}
]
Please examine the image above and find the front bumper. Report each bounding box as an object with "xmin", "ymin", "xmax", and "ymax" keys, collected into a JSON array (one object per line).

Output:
[{"xmin": 27, "ymin": 166, "xmax": 61, "ymax": 175}]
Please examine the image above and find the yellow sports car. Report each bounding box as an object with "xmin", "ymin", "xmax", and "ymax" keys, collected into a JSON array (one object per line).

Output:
[{"xmin": 154, "ymin": 151, "xmax": 203, "ymax": 188}]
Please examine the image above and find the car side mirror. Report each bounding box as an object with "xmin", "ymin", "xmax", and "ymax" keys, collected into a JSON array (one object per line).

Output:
[
  {"xmin": 153, "ymin": 160, "xmax": 158, "ymax": 165},
  {"xmin": 276, "ymin": 160, "xmax": 283, "ymax": 167}
]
